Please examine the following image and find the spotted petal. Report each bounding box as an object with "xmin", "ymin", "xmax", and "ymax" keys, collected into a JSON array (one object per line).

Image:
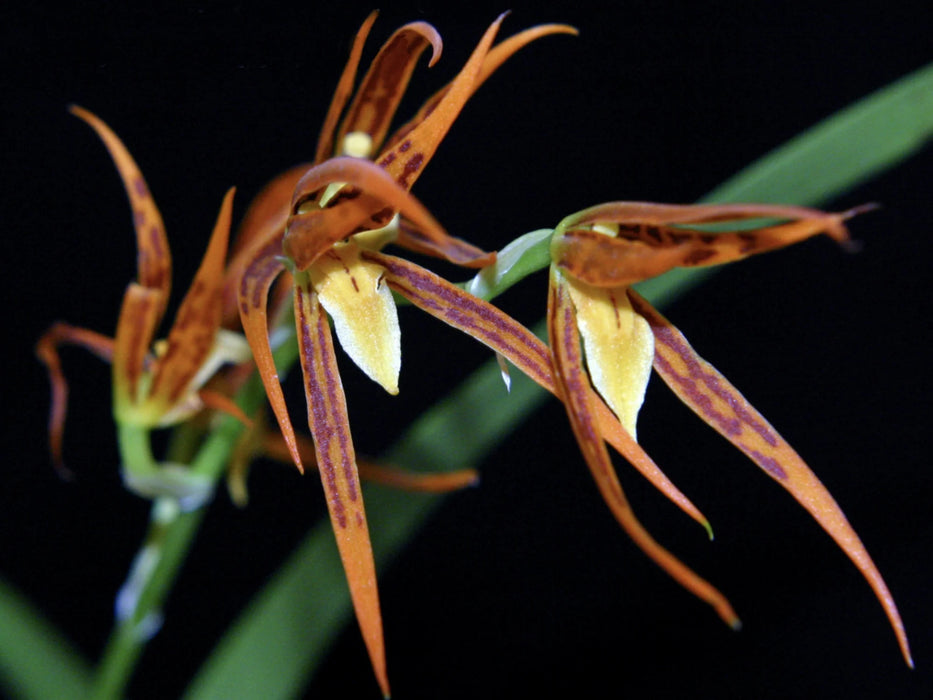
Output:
[
  {"xmin": 628, "ymin": 288, "xmax": 913, "ymax": 666},
  {"xmin": 364, "ymin": 249, "xmax": 712, "ymax": 533},
  {"xmin": 553, "ymin": 202, "xmax": 861, "ymax": 288},
  {"xmin": 548, "ymin": 268, "xmax": 739, "ymax": 627},
  {"xmin": 293, "ymin": 273, "xmax": 387, "ymax": 698}
]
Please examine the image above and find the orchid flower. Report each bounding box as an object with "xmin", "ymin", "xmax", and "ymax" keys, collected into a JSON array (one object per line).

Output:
[
  {"xmin": 231, "ymin": 13, "xmax": 576, "ymax": 695},
  {"xmin": 36, "ymin": 106, "xmax": 251, "ymax": 506},
  {"xmin": 544, "ymin": 201, "xmax": 912, "ymax": 667}
]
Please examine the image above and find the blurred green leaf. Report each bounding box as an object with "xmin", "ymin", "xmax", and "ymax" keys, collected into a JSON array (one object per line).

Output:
[{"xmin": 0, "ymin": 579, "xmax": 91, "ymax": 700}]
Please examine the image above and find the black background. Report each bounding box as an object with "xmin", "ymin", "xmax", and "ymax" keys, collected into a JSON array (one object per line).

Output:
[{"xmin": 3, "ymin": 1, "xmax": 932, "ymax": 698}]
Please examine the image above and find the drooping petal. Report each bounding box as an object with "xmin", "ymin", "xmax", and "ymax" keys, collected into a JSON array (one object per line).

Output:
[
  {"xmin": 548, "ymin": 269, "xmax": 740, "ymax": 627},
  {"xmin": 149, "ymin": 188, "xmax": 236, "ymax": 411},
  {"xmin": 365, "ymin": 249, "xmax": 711, "ymax": 532},
  {"xmin": 112, "ymin": 283, "xmax": 163, "ymax": 423},
  {"xmin": 69, "ymin": 106, "xmax": 172, "ymax": 311},
  {"xmin": 628, "ymin": 288, "xmax": 913, "ymax": 666},
  {"xmin": 335, "ymin": 21, "xmax": 442, "ymax": 156},
  {"xmin": 284, "ymin": 156, "xmax": 494, "ymax": 270},
  {"xmin": 314, "ymin": 11, "xmax": 381, "ymax": 163},
  {"xmin": 35, "ymin": 323, "xmax": 115, "ymax": 473},
  {"xmin": 564, "ymin": 275, "xmax": 654, "ymax": 438},
  {"xmin": 386, "ymin": 23, "xmax": 578, "ymax": 150},
  {"xmin": 293, "ymin": 273, "xmax": 387, "ymax": 697},
  {"xmin": 553, "ymin": 202, "xmax": 863, "ymax": 288},
  {"xmin": 262, "ymin": 430, "xmax": 480, "ymax": 493},
  {"xmin": 223, "ymin": 164, "xmax": 309, "ymax": 326},
  {"xmin": 374, "ymin": 14, "xmax": 506, "ymax": 195},
  {"xmin": 237, "ymin": 233, "xmax": 304, "ymax": 473},
  {"xmin": 309, "ymin": 241, "xmax": 401, "ymax": 394}
]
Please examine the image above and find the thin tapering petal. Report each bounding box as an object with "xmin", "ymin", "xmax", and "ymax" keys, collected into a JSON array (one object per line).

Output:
[
  {"xmin": 69, "ymin": 105, "xmax": 172, "ymax": 310},
  {"xmin": 629, "ymin": 288, "xmax": 912, "ymax": 666},
  {"xmin": 315, "ymin": 11, "xmax": 380, "ymax": 165},
  {"xmin": 549, "ymin": 270, "xmax": 740, "ymax": 627},
  {"xmin": 284, "ymin": 157, "xmax": 493, "ymax": 270},
  {"xmin": 366, "ymin": 250, "xmax": 711, "ymax": 530},
  {"xmin": 112, "ymin": 283, "xmax": 163, "ymax": 420},
  {"xmin": 554, "ymin": 202, "xmax": 857, "ymax": 288},
  {"xmin": 237, "ymin": 234, "xmax": 304, "ymax": 473},
  {"xmin": 35, "ymin": 323, "xmax": 115, "ymax": 473},
  {"xmin": 293, "ymin": 275, "xmax": 388, "ymax": 697},
  {"xmin": 335, "ymin": 20, "xmax": 442, "ymax": 156},
  {"xmin": 149, "ymin": 188, "xmax": 235, "ymax": 409}
]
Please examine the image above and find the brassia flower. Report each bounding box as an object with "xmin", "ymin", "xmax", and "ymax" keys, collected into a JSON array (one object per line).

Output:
[
  {"xmin": 230, "ymin": 13, "xmax": 577, "ymax": 696},
  {"xmin": 545, "ymin": 201, "xmax": 912, "ymax": 667},
  {"xmin": 36, "ymin": 106, "xmax": 251, "ymax": 505}
]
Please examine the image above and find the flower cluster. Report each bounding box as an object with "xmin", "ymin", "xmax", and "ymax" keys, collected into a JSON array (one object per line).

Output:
[{"xmin": 38, "ymin": 12, "xmax": 911, "ymax": 697}]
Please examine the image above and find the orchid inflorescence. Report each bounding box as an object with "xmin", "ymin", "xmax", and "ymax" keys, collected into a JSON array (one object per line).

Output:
[{"xmin": 37, "ymin": 11, "xmax": 911, "ymax": 697}]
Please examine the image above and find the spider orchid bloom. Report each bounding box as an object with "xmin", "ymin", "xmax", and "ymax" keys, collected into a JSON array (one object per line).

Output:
[
  {"xmin": 546, "ymin": 201, "xmax": 913, "ymax": 667},
  {"xmin": 233, "ymin": 14, "xmax": 576, "ymax": 695},
  {"xmin": 36, "ymin": 107, "xmax": 251, "ymax": 505}
]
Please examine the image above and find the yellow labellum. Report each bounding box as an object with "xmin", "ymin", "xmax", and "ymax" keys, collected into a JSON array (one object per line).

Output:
[
  {"xmin": 564, "ymin": 275, "xmax": 654, "ymax": 438},
  {"xmin": 309, "ymin": 240, "xmax": 401, "ymax": 394}
]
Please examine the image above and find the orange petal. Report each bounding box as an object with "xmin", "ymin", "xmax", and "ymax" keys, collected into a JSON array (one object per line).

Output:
[
  {"xmin": 314, "ymin": 11, "xmax": 380, "ymax": 165},
  {"xmin": 284, "ymin": 156, "xmax": 493, "ymax": 269},
  {"xmin": 553, "ymin": 202, "xmax": 861, "ymax": 288},
  {"xmin": 387, "ymin": 23, "xmax": 578, "ymax": 148},
  {"xmin": 35, "ymin": 323, "xmax": 115, "ymax": 474},
  {"xmin": 263, "ymin": 431, "xmax": 479, "ymax": 493},
  {"xmin": 197, "ymin": 388, "xmax": 252, "ymax": 427},
  {"xmin": 112, "ymin": 283, "xmax": 163, "ymax": 420},
  {"xmin": 293, "ymin": 274, "xmax": 387, "ymax": 697},
  {"xmin": 149, "ymin": 188, "xmax": 236, "ymax": 409},
  {"xmin": 364, "ymin": 249, "xmax": 710, "ymax": 531},
  {"xmin": 224, "ymin": 164, "xmax": 310, "ymax": 326},
  {"xmin": 628, "ymin": 288, "xmax": 913, "ymax": 666},
  {"xmin": 69, "ymin": 106, "xmax": 172, "ymax": 311},
  {"xmin": 237, "ymin": 232, "xmax": 304, "ymax": 473},
  {"xmin": 375, "ymin": 14, "xmax": 505, "ymax": 194},
  {"xmin": 335, "ymin": 20, "xmax": 442, "ymax": 156},
  {"xmin": 548, "ymin": 270, "xmax": 740, "ymax": 627}
]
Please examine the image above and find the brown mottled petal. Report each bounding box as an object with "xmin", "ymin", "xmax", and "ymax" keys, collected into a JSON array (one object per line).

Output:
[
  {"xmin": 548, "ymin": 270, "xmax": 740, "ymax": 627},
  {"xmin": 223, "ymin": 164, "xmax": 309, "ymax": 327},
  {"xmin": 69, "ymin": 106, "xmax": 172, "ymax": 311},
  {"xmin": 35, "ymin": 323, "xmax": 115, "ymax": 473},
  {"xmin": 377, "ymin": 14, "xmax": 506, "ymax": 194},
  {"xmin": 237, "ymin": 232, "xmax": 304, "ymax": 473},
  {"xmin": 293, "ymin": 275, "xmax": 388, "ymax": 697},
  {"xmin": 364, "ymin": 249, "xmax": 710, "ymax": 531},
  {"xmin": 315, "ymin": 11, "xmax": 379, "ymax": 165},
  {"xmin": 628, "ymin": 288, "xmax": 913, "ymax": 666},
  {"xmin": 335, "ymin": 21, "xmax": 442, "ymax": 156},
  {"xmin": 285, "ymin": 156, "xmax": 491, "ymax": 269},
  {"xmin": 112, "ymin": 283, "xmax": 163, "ymax": 417},
  {"xmin": 149, "ymin": 189, "xmax": 235, "ymax": 409},
  {"xmin": 385, "ymin": 23, "xmax": 577, "ymax": 153},
  {"xmin": 394, "ymin": 218, "xmax": 496, "ymax": 269},
  {"xmin": 554, "ymin": 203, "xmax": 859, "ymax": 288}
]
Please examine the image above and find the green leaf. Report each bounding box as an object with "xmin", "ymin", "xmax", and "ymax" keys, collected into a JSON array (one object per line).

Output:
[
  {"xmin": 184, "ymin": 62, "xmax": 933, "ymax": 699},
  {"xmin": 0, "ymin": 578, "xmax": 91, "ymax": 700}
]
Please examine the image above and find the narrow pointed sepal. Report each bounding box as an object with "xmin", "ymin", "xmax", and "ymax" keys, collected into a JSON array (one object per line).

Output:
[
  {"xmin": 149, "ymin": 188, "xmax": 236, "ymax": 411},
  {"xmin": 237, "ymin": 234, "xmax": 305, "ymax": 473},
  {"xmin": 69, "ymin": 105, "xmax": 172, "ymax": 310},
  {"xmin": 549, "ymin": 268, "xmax": 739, "ymax": 628},
  {"xmin": 628, "ymin": 288, "xmax": 912, "ymax": 666},
  {"xmin": 366, "ymin": 249, "xmax": 711, "ymax": 532},
  {"xmin": 293, "ymin": 274, "xmax": 388, "ymax": 696}
]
